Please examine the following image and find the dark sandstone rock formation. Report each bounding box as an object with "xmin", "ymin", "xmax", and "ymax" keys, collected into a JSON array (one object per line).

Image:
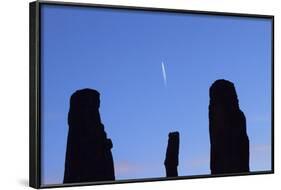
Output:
[
  {"xmin": 209, "ymin": 79, "xmax": 249, "ymax": 174},
  {"xmin": 63, "ymin": 89, "xmax": 115, "ymax": 183},
  {"xmin": 164, "ymin": 131, "xmax": 180, "ymax": 177}
]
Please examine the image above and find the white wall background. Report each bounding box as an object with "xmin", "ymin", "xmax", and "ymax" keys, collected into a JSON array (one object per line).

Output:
[{"xmin": 0, "ymin": 0, "xmax": 279, "ymax": 189}]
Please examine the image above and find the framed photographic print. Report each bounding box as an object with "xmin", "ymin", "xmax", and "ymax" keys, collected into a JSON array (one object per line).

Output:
[{"xmin": 29, "ymin": 0, "xmax": 274, "ymax": 188}]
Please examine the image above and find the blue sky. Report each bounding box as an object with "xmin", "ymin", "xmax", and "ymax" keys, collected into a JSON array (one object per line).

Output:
[{"xmin": 40, "ymin": 4, "xmax": 272, "ymax": 185}]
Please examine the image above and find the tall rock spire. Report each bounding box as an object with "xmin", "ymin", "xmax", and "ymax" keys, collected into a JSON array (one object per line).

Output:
[
  {"xmin": 63, "ymin": 89, "xmax": 115, "ymax": 183},
  {"xmin": 209, "ymin": 79, "xmax": 249, "ymax": 174}
]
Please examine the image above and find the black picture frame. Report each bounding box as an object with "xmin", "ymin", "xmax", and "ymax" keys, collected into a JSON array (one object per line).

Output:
[{"xmin": 29, "ymin": 0, "xmax": 274, "ymax": 188}]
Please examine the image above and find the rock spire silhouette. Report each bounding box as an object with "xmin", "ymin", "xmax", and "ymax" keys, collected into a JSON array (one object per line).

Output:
[
  {"xmin": 164, "ymin": 131, "xmax": 180, "ymax": 177},
  {"xmin": 209, "ymin": 79, "xmax": 249, "ymax": 174},
  {"xmin": 63, "ymin": 89, "xmax": 115, "ymax": 183}
]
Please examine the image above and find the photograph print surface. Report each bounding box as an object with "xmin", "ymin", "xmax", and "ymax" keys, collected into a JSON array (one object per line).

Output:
[{"xmin": 40, "ymin": 3, "xmax": 273, "ymax": 186}]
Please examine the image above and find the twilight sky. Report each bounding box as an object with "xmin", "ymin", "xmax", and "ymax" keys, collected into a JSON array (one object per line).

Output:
[{"xmin": 40, "ymin": 4, "xmax": 272, "ymax": 185}]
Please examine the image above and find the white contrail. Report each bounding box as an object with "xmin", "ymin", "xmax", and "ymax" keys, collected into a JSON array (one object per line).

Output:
[{"xmin": 161, "ymin": 61, "xmax": 167, "ymax": 86}]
